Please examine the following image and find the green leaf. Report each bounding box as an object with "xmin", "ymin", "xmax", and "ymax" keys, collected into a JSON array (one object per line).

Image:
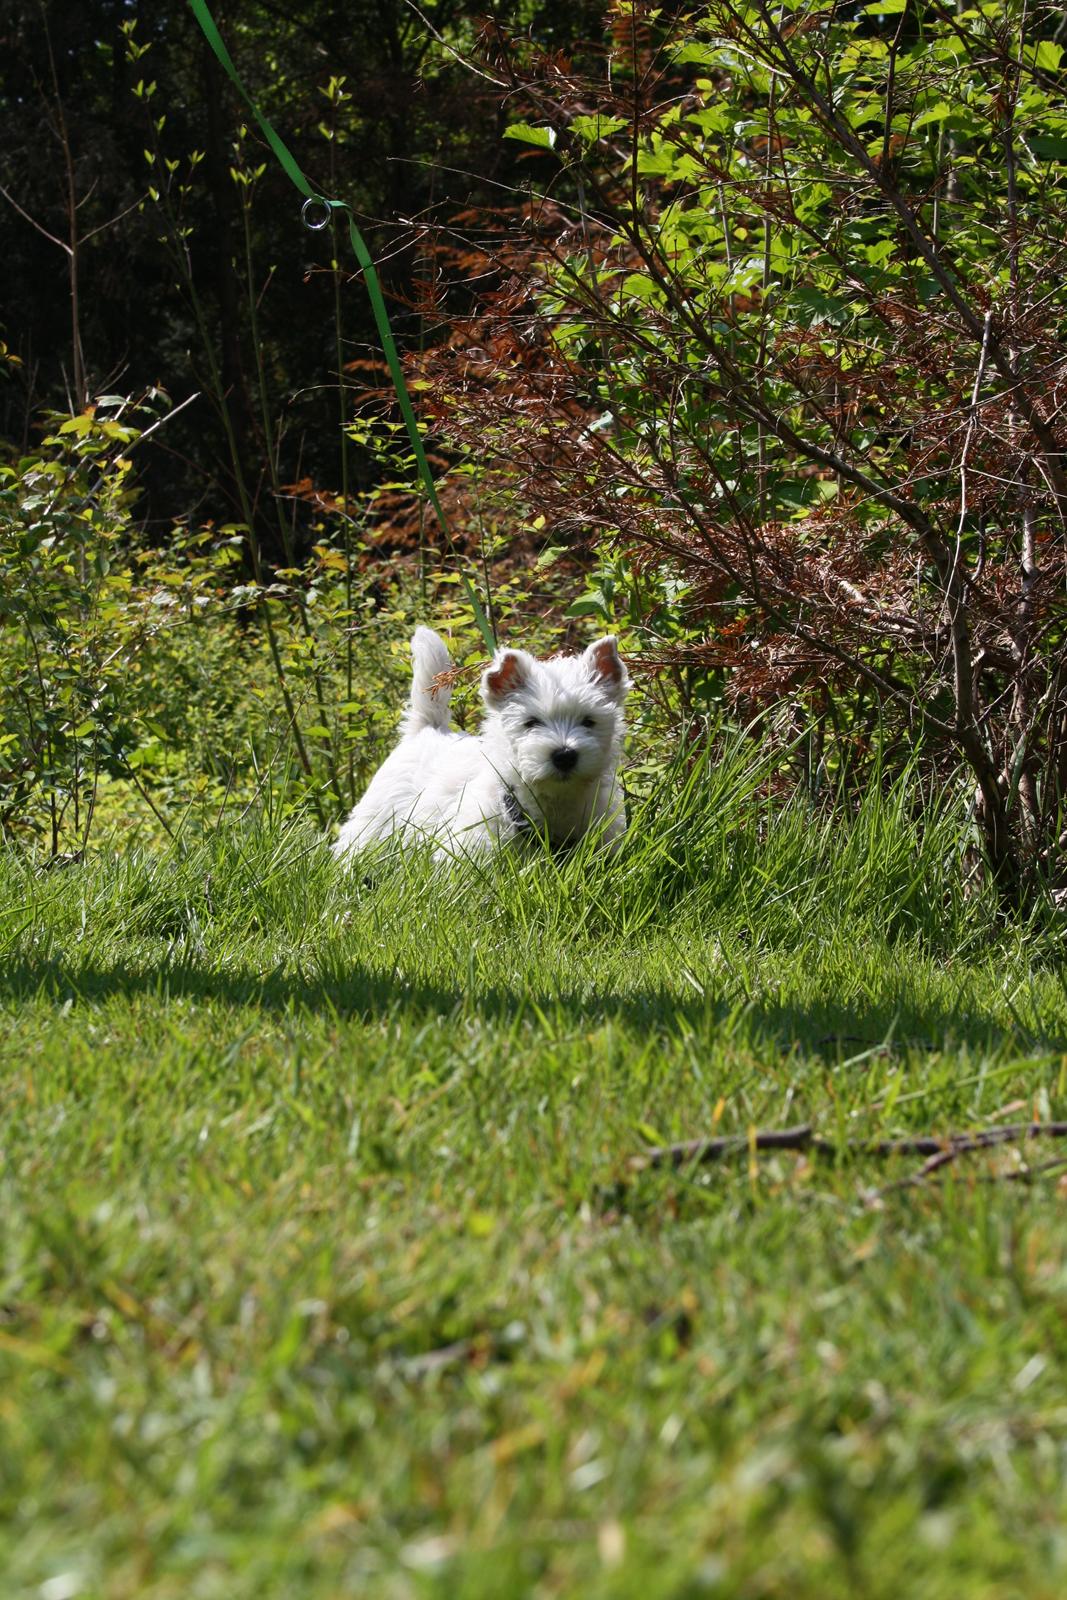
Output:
[
  {"xmin": 570, "ymin": 113, "xmax": 627, "ymax": 143},
  {"xmin": 673, "ymin": 42, "xmax": 715, "ymax": 67},
  {"xmin": 503, "ymin": 123, "xmax": 556, "ymax": 151},
  {"xmin": 635, "ymin": 1120, "xmax": 668, "ymax": 1147},
  {"xmin": 864, "ymin": 238, "xmax": 896, "ymax": 267},
  {"xmin": 621, "ymin": 273, "xmax": 661, "ymax": 304},
  {"xmin": 1026, "ymin": 40, "xmax": 1063, "ymax": 72},
  {"xmin": 792, "ymin": 287, "xmax": 855, "ymax": 329},
  {"xmin": 686, "ymin": 105, "xmax": 731, "ymax": 136},
  {"xmin": 567, "ymin": 592, "xmax": 612, "ymax": 620},
  {"xmin": 912, "ymin": 101, "xmax": 954, "ymax": 129}
]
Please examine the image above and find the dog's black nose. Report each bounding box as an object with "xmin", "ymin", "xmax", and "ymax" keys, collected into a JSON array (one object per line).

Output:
[{"xmin": 551, "ymin": 747, "xmax": 578, "ymax": 774}]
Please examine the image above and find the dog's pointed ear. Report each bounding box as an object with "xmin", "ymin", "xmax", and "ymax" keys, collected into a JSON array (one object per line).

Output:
[
  {"xmin": 482, "ymin": 648, "xmax": 534, "ymax": 708},
  {"xmin": 583, "ymin": 636, "xmax": 629, "ymax": 698}
]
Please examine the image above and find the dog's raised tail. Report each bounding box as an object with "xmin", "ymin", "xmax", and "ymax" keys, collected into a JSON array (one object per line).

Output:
[{"xmin": 399, "ymin": 626, "xmax": 453, "ymax": 737}]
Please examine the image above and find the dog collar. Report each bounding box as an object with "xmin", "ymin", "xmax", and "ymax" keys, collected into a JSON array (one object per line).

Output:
[{"xmin": 502, "ymin": 785, "xmax": 531, "ymax": 832}]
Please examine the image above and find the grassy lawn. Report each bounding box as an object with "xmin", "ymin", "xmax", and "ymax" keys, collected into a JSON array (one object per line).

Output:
[{"xmin": 2, "ymin": 757, "xmax": 1066, "ymax": 1599}]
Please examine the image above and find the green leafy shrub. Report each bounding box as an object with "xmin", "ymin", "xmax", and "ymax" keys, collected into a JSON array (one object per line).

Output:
[
  {"xmin": 0, "ymin": 404, "xmax": 147, "ymax": 851},
  {"xmin": 0, "ymin": 402, "xmax": 389, "ymax": 851}
]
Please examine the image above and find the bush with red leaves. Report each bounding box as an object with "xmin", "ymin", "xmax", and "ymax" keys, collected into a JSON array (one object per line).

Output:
[{"xmin": 415, "ymin": 0, "xmax": 1067, "ymax": 905}]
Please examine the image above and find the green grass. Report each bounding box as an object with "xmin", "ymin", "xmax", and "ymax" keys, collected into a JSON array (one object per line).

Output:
[{"xmin": 2, "ymin": 747, "xmax": 1067, "ymax": 1599}]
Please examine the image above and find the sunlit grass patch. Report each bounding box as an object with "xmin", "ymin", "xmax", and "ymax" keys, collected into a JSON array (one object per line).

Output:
[{"xmin": 1, "ymin": 761, "xmax": 1065, "ymax": 1598}]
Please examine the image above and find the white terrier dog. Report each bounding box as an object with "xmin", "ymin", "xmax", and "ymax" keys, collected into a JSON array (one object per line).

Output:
[{"xmin": 333, "ymin": 626, "xmax": 629, "ymax": 860}]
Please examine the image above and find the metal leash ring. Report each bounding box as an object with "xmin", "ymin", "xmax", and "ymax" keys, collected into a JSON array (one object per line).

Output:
[{"xmin": 301, "ymin": 196, "xmax": 333, "ymax": 232}]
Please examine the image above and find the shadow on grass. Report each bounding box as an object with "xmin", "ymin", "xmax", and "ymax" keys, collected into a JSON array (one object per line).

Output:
[{"xmin": 1, "ymin": 952, "xmax": 1062, "ymax": 1057}]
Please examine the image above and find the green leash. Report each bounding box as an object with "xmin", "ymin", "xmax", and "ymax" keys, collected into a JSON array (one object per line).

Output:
[{"xmin": 187, "ymin": 0, "xmax": 495, "ymax": 653}]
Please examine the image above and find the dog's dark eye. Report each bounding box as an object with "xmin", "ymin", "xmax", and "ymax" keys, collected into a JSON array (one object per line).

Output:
[
  {"xmin": 581, "ymin": 717, "xmax": 596, "ymax": 728},
  {"xmin": 524, "ymin": 717, "xmax": 543, "ymax": 730}
]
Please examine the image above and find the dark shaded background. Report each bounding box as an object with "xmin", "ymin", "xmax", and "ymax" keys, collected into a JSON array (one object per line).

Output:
[{"xmin": 0, "ymin": 0, "xmax": 603, "ymax": 551}]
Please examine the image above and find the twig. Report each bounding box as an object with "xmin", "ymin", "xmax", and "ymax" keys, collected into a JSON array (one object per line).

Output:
[
  {"xmin": 866, "ymin": 1152, "xmax": 1067, "ymax": 1207},
  {"xmin": 631, "ymin": 1121, "xmax": 1067, "ymax": 1174},
  {"xmin": 399, "ymin": 1338, "xmax": 474, "ymax": 1376},
  {"xmin": 401, "ymin": 0, "xmax": 508, "ymax": 86},
  {"xmin": 133, "ymin": 390, "xmax": 201, "ymax": 444},
  {"xmin": 122, "ymin": 766, "xmax": 179, "ymax": 844},
  {"xmin": 80, "ymin": 193, "xmax": 149, "ymax": 244},
  {"xmin": 955, "ymin": 309, "xmax": 994, "ymax": 557},
  {"xmin": 0, "ymin": 179, "xmax": 69, "ymax": 253}
]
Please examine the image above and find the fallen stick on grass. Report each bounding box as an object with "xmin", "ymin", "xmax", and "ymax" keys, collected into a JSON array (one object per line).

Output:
[
  {"xmin": 862, "ymin": 1152, "xmax": 1067, "ymax": 1206},
  {"xmin": 631, "ymin": 1121, "xmax": 1067, "ymax": 1173}
]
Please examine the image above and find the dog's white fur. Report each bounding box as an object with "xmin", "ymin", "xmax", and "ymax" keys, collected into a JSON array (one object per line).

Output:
[{"xmin": 333, "ymin": 626, "xmax": 629, "ymax": 859}]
